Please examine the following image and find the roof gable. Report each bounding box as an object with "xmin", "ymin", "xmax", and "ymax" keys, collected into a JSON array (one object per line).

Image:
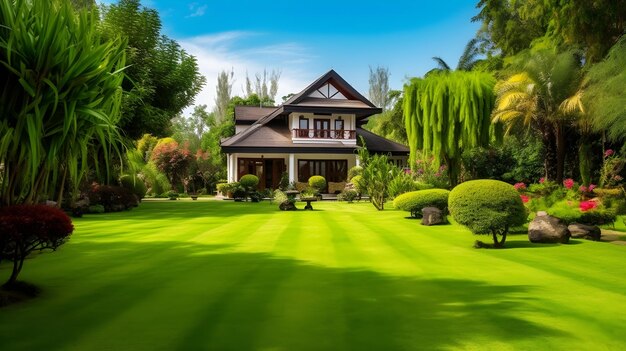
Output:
[{"xmin": 284, "ymin": 70, "xmax": 377, "ymax": 108}]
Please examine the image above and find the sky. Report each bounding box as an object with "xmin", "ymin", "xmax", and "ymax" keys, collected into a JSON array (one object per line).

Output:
[{"xmin": 100, "ymin": 0, "xmax": 482, "ymax": 114}]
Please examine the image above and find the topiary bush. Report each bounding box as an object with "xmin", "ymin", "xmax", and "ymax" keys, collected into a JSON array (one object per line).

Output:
[
  {"xmin": 308, "ymin": 175, "xmax": 327, "ymax": 192},
  {"xmin": 239, "ymin": 174, "xmax": 260, "ymax": 190},
  {"xmin": 449, "ymin": 180, "xmax": 526, "ymax": 248},
  {"xmin": 393, "ymin": 189, "xmax": 450, "ymax": 218},
  {"xmin": 120, "ymin": 175, "xmax": 147, "ymax": 200},
  {"xmin": 350, "ymin": 175, "xmax": 364, "ymax": 194},
  {"xmin": 88, "ymin": 184, "xmax": 139, "ymax": 212},
  {"xmin": 338, "ymin": 189, "xmax": 359, "ymax": 203},
  {"xmin": 348, "ymin": 166, "xmax": 363, "ymax": 180}
]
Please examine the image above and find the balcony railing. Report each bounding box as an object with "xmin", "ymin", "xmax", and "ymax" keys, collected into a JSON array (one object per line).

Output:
[{"xmin": 293, "ymin": 129, "xmax": 356, "ymax": 140}]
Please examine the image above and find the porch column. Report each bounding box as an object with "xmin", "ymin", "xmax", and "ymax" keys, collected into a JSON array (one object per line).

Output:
[
  {"xmin": 226, "ymin": 153, "xmax": 231, "ymax": 182},
  {"xmin": 355, "ymin": 156, "xmax": 361, "ymax": 167},
  {"xmin": 288, "ymin": 153, "xmax": 295, "ymax": 183},
  {"xmin": 229, "ymin": 154, "xmax": 236, "ymax": 182}
]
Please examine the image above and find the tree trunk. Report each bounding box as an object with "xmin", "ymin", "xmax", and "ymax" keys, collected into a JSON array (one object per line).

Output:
[
  {"xmin": 5, "ymin": 242, "xmax": 23, "ymax": 287},
  {"xmin": 554, "ymin": 122, "xmax": 566, "ymax": 183},
  {"xmin": 492, "ymin": 228, "xmax": 508, "ymax": 248},
  {"xmin": 578, "ymin": 139, "xmax": 592, "ymax": 185},
  {"xmin": 541, "ymin": 124, "xmax": 558, "ymax": 181}
]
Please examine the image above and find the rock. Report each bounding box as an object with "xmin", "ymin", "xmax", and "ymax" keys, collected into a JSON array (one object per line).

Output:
[
  {"xmin": 536, "ymin": 211, "xmax": 548, "ymax": 217},
  {"xmin": 421, "ymin": 207, "xmax": 444, "ymax": 226},
  {"xmin": 528, "ymin": 213, "xmax": 570, "ymax": 243},
  {"xmin": 279, "ymin": 201, "xmax": 297, "ymax": 211},
  {"xmin": 568, "ymin": 223, "xmax": 601, "ymax": 241}
]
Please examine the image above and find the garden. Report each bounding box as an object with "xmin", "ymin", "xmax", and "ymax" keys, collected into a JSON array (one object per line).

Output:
[{"xmin": 1, "ymin": 200, "xmax": 626, "ymax": 350}]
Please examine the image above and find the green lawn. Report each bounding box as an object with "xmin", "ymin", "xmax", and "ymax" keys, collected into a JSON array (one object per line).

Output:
[{"xmin": 1, "ymin": 200, "xmax": 626, "ymax": 350}]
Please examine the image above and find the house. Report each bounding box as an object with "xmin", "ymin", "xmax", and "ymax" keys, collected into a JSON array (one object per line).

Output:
[{"xmin": 221, "ymin": 70, "xmax": 409, "ymax": 192}]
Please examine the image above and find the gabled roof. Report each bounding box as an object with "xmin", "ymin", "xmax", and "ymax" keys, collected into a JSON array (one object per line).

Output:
[
  {"xmin": 283, "ymin": 69, "xmax": 377, "ymax": 108},
  {"xmin": 234, "ymin": 106, "xmax": 278, "ymax": 122}
]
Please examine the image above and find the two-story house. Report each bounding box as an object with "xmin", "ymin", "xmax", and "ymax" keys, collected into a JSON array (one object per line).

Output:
[{"xmin": 221, "ymin": 70, "xmax": 409, "ymax": 192}]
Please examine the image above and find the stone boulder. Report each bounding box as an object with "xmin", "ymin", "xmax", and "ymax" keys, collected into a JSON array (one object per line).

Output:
[
  {"xmin": 279, "ymin": 201, "xmax": 297, "ymax": 211},
  {"xmin": 421, "ymin": 207, "xmax": 444, "ymax": 226},
  {"xmin": 568, "ymin": 223, "xmax": 601, "ymax": 241},
  {"xmin": 528, "ymin": 213, "xmax": 570, "ymax": 243}
]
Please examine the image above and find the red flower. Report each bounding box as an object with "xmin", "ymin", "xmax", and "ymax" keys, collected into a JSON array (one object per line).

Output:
[
  {"xmin": 579, "ymin": 185, "xmax": 588, "ymax": 192},
  {"xmin": 579, "ymin": 201, "xmax": 597, "ymax": 212},
  {"xmin": 588, "ymin": 184, "xmax": 596, "ymax": 192},
  {"xmin": 605, "ymin": 149, "xmax": 614, "ymax": 157},
  {"xmin": 514, "ymin": 182, "xmax": 526, "ymax": 191},
  {"xmin": 539, "ymin": 177, "xmax": 545, "ymax": 184},
  {"xmin": 563, "ymin": 178, "xmax": 575, "ymax": 189},
  {"xmin": 520, "ymin": 194, "xmax": 530, "ymax": 203}
]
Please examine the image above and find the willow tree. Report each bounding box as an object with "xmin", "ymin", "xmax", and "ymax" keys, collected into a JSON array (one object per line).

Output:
[
  {"xmin": 0, "ymin": 0, "xmax": 126, "ymax": 206},
  {"xmin": 403, "ymin": 71, "xmax": 499, "ymax": 185}
]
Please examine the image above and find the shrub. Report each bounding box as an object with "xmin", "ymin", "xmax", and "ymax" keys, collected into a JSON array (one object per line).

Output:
[
  {"xmin": 87, "ymin": 205, "xmax": 105, "ymax": 214},
  {"xmin": 239, "ymin": 174, "xmax": 260, "ymax": 190},
  {"xmin": 167, "ymin": 190, "xmax": 179, "ymax": 200},
  {"xmin": 362, "ymin": 154, "xmax": 395, "ymax": 210},
  {"xmin": 119, "ymin": 175, "xmax": 147, "ymax": 200},
  {"xmin": 350, "ymin": 175, "xmax": 364, "ymax": 194},
  {"xmin": 338, "ymin": 189, "xmax": 359, "ymax": 203},
  {"xmin": 388, "ymin": 171, "xmax": 418, "ymax": 199},
  {"xmin": 0, "ymin": 205, "xmax": 74, "ymax": 286},
  {"xmin": 545, "ymin": 200, "xmax": 617, "ymax": 225},
  {"xmin": 348, "ymin": 166, "xmax": 363, "ymax": 180},
  {"xmin": 449, "ymin": 180, "xmax": 526, "ymax": 248},
  {"xmin": 308, "ymin": 175, "xmax": 327, "ymax": 191},
  {"xmin": 88, "ymin": 184, "xmax": 139, "ymax": 212},
  {"xmin": 393, "ymin": 189, "xmax": 450, "ymax": 218}
]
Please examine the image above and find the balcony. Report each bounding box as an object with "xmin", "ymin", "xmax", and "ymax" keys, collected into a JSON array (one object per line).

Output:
[{"xmin": 292, "ymin": 129, "xmax": 356, "ymax": 140}]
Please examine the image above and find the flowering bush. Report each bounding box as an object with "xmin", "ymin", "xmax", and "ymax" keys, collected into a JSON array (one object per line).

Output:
[
  {"xmin": 579, "ymin": 200, "xmax": 597, "ymax": 212},
  {"xmin": 520, "ymin": 194, "xmax": 530, "ymax": 203},
  {"xmin": 413, "ymin": 157, "xmax": 449, "ymax": 189},
  {"xmin": 563, "ymin": 178, "xmax": 575, "ymax": 189},
  {"xmin": 514, "ymin": 182, "xmax": 526, "ymax": 191},
  {"xmin": 599, "ymin": 149, "xmax": 625, "ymax": 188}
]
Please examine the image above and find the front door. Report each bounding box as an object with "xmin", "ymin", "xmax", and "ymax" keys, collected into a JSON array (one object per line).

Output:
[
  {"xmin": 238, "ymin": 158, "xmax": 285, "ymax": 190},
  {"xmin": 314, "ymin": 119, "xmax": 330, "ymax": 138}
]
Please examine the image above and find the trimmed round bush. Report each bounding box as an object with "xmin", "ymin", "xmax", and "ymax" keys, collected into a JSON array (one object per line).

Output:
[
  {"xmin": 239, "ymin": 174, "xmax": 259, "ymax": 190},
  {"xmin": 120, "ymin": 175, "xmax": 147, "ymax": 199},
  {"xmin": 350, "ymin": 175, "xmax": 364, "ymax": 193},
  {"xmin": 449, "ymin": 180, "xmax": 526, "ymax": 248},
  {"xmin": 308, "ymin": 175, "xmax": 326, "ymax": 191},
  {"xmin": 348, "ymin": 166, "xmax": 363, "ymax": 180},
  {"xmin": 393, "ymin": 189, "xmax": 450, "ymax": 218}
]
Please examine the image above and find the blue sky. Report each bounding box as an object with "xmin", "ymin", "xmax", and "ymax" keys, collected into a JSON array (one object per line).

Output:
[{"xmin": 101, "ymin": 0, "xmax": 482, "ymax": 112}]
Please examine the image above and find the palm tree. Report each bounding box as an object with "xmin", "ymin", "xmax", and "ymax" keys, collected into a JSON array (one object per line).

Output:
[
  {"xmin": 430, "ymin": 38, "xmax": 481, "ymax": 74},
  {"xmin": 492, "ymin": 49, "xmax": 584, "ymax": 182}
]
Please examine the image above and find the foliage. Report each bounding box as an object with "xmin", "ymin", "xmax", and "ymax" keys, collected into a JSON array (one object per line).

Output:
[
  {"xmin": 393, "ymin": 189, "xmax": 450, "ymax": 218},
  {"xmin": 388, "ymin": 171, "xmax": 416, "ymax": 199},
  {"xmin": 348, "ymin": 166, "xmax": 364, "ymax": 180},
  {"xmin": 150, "ymin": 139, "xmax": 192, "ymax": 190},
  {"xmin": 368, "ymin": 66, "xmax": 391, "ymax": 111},
  {"xmin": 136, "ymin": 134, "xmax": 159, "ymax": 162},
  {"xmin": 585, "ymin": 36, "xmax": 626, "ymax": 141},
  {"xmin": 350, "ymin": 175, "xmax": 365, "ymax": 194},
  {"xmin": 166, "ymin": 190, "xmax": 178, "ymax": 200},
  {"xmin": 87, "ymin": 204, "xmax": 105, "ymax": 214},
  {"xmin": 412, "ymin": 157, "xmax": 449, "ymax": 189},
  {"xmin": 492, "ymin": 48, "xmax": 584, "ymax": 182},
  {"xmin": 337, "ymin": 189, "xmax": 359, "ymax": 203},
  {"xmin": 244, "ymin": 69, "xmax": 281, "ymax": 103},
  {"xmin": 404, "ymin": 71, "xmax": 499, "ymax": 185},
  {"xmin": 308, "ymin": 176, "xmax": 327, "ymax": 192},
  {"xmin": 0, "ymin": 0, "xmax": 126, "ymax": 206},
  {"xmin": 278, "ymin": 171, "xmax": 290, "ymax": 191},
  {"xmin": 0, "ymin": 204, "xmax": 73, "ymax": 286},
  {"xmin": 545, "ymin": 200, "xmax": 616, "ymax": 226},
  {"xmin": 367, "ymin": 91, "xmax": 407, "ymax": 144},
  {"xmin": 87, "ymin": 184, "xmax": 139, "ymax": 212},
  {"xmin": 214, "ymin": 69, "xmax": 234, "ymax": 124},
  {"xmin": 101, "ymin": 0, "xmax": 205, "ymax": 139},
  {"xmin": 361, "ymin": 154, "xmax": 395, "ymax": 210},
  {"xmin": 141, "ymin": 162, "xmax": 171, "ymax": 196},
  {"xmin": 599, "ymin": 149, "xmax": 625, "ymax": 188},
  {"xmin": 119, "ymin": 175, "xmax": 147, "ymax": 199},
  {"xmin": 449, "ymin": 180, "xmax": 526, "ymax": 247},
  {"xmin": 240, "ymin": 174, "xmax": 260, "ymax": 190},
  {"xmin": 429, "ymin": 38, "xmax": 482, "ymax": 73}
]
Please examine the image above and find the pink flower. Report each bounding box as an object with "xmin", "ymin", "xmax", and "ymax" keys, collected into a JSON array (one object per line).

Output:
[
  {"xmin": 588, "ymin": 184, "xmax": 596, "ymax": 192},
  {"xmin": 514, "ymin": 182, "xmax": 526, "ymax": 191},
  {"xmin": 605, "ymin": 149, "xmax": 614, "ymax": 157},
  {"xmin": 539, "ymin": 177, "xmax": 545, "ymax": 184},
  {"xmin": 563, "ymin": 178, "xmax": 575, "ymax": 189},
  {"xmin": 579, "ymin": 200, "xmax": 597, "ymax": 212},
  {"xmin": 579, "ymin": 185, "xmax": 588, "ymax": 192},
  {"xmin": 520, "ymin": 194, "xmax": 530, "ymax": 203}
]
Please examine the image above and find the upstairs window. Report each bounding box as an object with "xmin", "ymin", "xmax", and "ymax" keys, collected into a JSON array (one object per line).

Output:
[
  {"xmin": 299, "ymin": 116, "xmax": 309, "ymax": 129},
  {"xmin": 335, "ymin": 119, "xmax": 344, "ymax": 130}
]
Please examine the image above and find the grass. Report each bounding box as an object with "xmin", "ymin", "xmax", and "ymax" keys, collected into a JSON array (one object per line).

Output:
[{"xmin": 1, "ymin": 199, "xmax": 626, "ymax": 350}]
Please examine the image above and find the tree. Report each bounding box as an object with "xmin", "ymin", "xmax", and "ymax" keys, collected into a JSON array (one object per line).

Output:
[
  {"xmin": 430, "ymin": 38, "xmax": 482, "ymax": 73},
  {"xmin": 361, "ymin": 154, "xmax": 395, "ymax": 210},
  {"xmin": 244, "ymin": 69, "xmax": 281, "ymax": 104},
  {"xmin": 0, "ymin": 205, "xmax": 74, "ymax": 287},
  {"xmin": 0, "ymin": 0, "xmax": 126, "ymax": 206},
  {"xmin": 368, "ymin": 66, "xmax": 391, "ymax": 111},
  {"xmin": 214, "ymin": 70, "xmax": 234, "ymax": 124},
  {"xmin": 403, "ymin": 71, "xmax": 500, "ymax": 185},
  {"xmin": 585, "ymin": 36, "xmax": 626, "ymax": 141},
  {"xmin": 492, "ymin": 49, "xmax": 584, "ymax": 183},
  {"xmin": 151, "ymin": 140, "xmax": 193, "ymax": 191},
  {"xmin": 367, "ymin": 90, "xmax": 407, "ymax": 144},
  {"xmin": 101, "ymin": 0, "xmax": 205, "ymax": 139}
]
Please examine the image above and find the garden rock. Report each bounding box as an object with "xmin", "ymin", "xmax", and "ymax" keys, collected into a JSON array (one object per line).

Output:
[
  {"xmin": 279, "ymin": 201, "xmax": 297, "ymax": 211},
  {"xmin": 421, "ymin": 207, "xmax": 444, "ymax": 226},
  {"xmin": 568, "ymin": 223, "xmax": 601, "ymax": 241},
  {"xmin": 528, "ymin": 213, "xmax": 570, "ymax": 243}
]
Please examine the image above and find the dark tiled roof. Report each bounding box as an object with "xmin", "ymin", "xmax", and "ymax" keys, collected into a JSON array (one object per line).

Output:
[
  {"xmin": 293, "ymin": 97, "xmax": 372, "ymax": 109},
  {"xmin": 357, "ymin": 128, "xmax": 409, "ymax": 155},
  {"xmin": 234, "ymin": 106, "xmax": 277, "ymax": 122}
]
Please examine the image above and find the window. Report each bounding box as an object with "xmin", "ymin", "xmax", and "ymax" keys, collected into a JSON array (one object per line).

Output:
[
  {"xmin": 299, "ymin": 116, "xmax": 309, "ymax": 129},
  {"xmin": 334, "ymin": 119, "xmax": 344, "ymax": 130},
  {"xmin": 297, "ymin": 160, "xmax": 348, "ymax": 183}
]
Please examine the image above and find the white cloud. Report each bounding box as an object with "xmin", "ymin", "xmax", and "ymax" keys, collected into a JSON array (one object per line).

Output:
[
  {"xmin": 179, "ymin": 32, "xmax": 315, "ymax": 115},
  {"xmin": 186, "ymin": 4, "xmax": 207, "ymax": 18}
]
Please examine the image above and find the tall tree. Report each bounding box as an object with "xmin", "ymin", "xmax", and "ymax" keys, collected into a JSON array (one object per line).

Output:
[
  {"xmin": 0, "ymin": 0, "xmax": 126, "ymax": 205},
  {"xmin": 101, "ymin": 0, "xmax": 205, "ymax": 139},
  {"xmin": 368, "ymin": 66, "xmax": 391, "ymax": 111},
  {"xmin": 214, "ymin": 69, "xmax": 234, "ymax": 124},
  {"xmin": 244, "ymin": 69, "xmax": 281, "ymax": 105},
  {"xmin": 492, "ymin": 49, "xmax": 584, "ymax": 183},
  {"xmin": 430, "ymin": 38, "xmax": 482, "ymax": 73},
  {"xmin": 404, "ymin": 71, "xmax": 500, "ymax": 185}
]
